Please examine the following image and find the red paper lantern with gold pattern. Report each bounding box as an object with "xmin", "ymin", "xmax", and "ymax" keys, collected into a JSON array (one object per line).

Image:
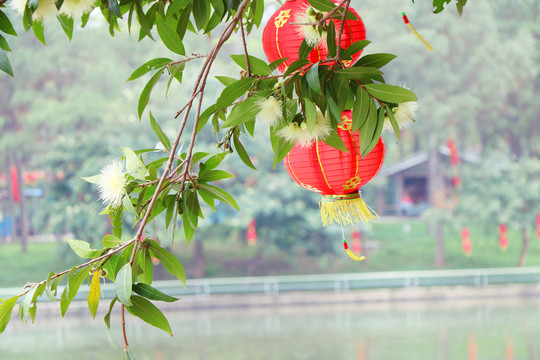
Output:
[
  {"xmin": 262, "ymin": 0, "xmax": 366, "ymax": 73},
  {"xmin": 284, "ymin": 110, "xmax": 385, "ymax": 226}
]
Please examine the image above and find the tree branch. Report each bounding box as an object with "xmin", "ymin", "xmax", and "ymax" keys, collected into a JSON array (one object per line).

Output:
[{"xmin": 239, "ymin": 17, "xmax": 251, "ymax": 77}]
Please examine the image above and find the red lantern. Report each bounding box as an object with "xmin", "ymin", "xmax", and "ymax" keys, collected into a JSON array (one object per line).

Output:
[
  {"xmin": 284, "ymin": 110, "xmax": 385, "ymax": 226},
  {"xmin": 246, "ymin": 218, "xmax": 257, "ymax": 246},
  {"xmin": 461, "ymin": 227, "xmax": 472, "ymax": 256},
  {"xmin": 262, "ymin": 0, "xmax": 366, "ymax": 73},
  {"xmin": 499, "ymin": 223, "xmax": 508, "ymax": 251}
]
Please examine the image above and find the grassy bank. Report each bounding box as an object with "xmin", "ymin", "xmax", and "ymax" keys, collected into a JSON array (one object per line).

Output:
[{"xmin": 1, "ymin": 219, "xmax": 539, "ymax": 288}]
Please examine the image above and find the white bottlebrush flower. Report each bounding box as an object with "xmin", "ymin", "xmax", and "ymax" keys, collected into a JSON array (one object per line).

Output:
[
  {"xmin": 60, "ymin": 0, "xmax": 96, "ymax": 18},
  {"xmin": 96, "ymin": 161, "xmax": 127, "ymax": 208},
  {"xmin": 277, "ymin": 111, "xmax": 331, "ymax": 146},
  {"xmin": 256, "ymin": 96, "xmax": 283, "ymax": 126},
  {"xmin": 294, "ymin": 6, "xmax": 326, "ymax": 47},
  {"xmin": 8, "ymin": 0, "xmax": 27, "ymax": 15},
  {"xmin": 383, "ymin": 101, "xmax": 418, "ymax": 134},
  {"xmin": 31, "ymin": 0, "xmax": 58, "ymax": 21}
]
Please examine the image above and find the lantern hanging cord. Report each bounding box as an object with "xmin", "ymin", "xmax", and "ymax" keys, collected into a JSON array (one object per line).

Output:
[
  {"xmin": 341, "ymin": 223, "xmax": 365, "ymax": 261},
  {"xmin": 402, "ymin": 12, "xmax": 433, "ymax": 51}
]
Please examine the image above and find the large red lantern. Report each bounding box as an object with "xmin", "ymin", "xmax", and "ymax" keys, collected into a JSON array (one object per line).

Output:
[
  {"xmin": 262, "ymin": 0, "xmax": 366, "ymax": 73},
  {"xmin": 284, "ymin": 110, "xmax": 385, "ymax": 227}
]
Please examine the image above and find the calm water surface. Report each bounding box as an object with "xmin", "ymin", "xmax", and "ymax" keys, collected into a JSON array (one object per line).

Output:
[{"xmin": 2, "ymin": 297, "xmax": 539, "ymax": 360}]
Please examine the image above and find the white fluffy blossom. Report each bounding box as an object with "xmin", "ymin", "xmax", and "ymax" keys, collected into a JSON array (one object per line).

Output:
[
  {"xmin": 31, "ymin": 0, "xmax": 58, "ymax": 21},
  {"xmin": 383, "ymin": 101, "xmax": 418, "ymax": 135},
  {"xmin": 8, "ymin": 0, "xmax": 27, "ymax": 15},
  {"xmin": 60, "ymin": 0, "xmax": 96, "ymax": 18},
  {"xmin": 294, "ymin": 6, "xmax": 326, "ymax": 47},
  {"xmin": 277, "ymin": 111, "xmax": 331, "ymax": 146},
  {"xmin": 256, "ymin": 96, "xmax": 283, "ymax": 126},
  {"xmin": 96, "ymin": 161, "xmax": 127, "ymax": 208}
]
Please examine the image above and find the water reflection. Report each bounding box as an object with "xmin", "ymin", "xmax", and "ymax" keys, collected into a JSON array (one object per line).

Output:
[{"xmin": 2, "ymin": 298, "xmax": 540, "ymax": 360}]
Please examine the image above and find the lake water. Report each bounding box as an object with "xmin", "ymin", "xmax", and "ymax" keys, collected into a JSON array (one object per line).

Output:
[{"xmin": 2, "ymin": 296, "xmax": 540, "ymax": 360}]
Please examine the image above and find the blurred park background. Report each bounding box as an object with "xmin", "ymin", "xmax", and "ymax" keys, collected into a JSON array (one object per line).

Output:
[
  {"xmin": 2, "ymin": 0, "xmax": 540, "ymax": 286},
  {"xmin": 1, "ymin": 1, "xmax": 540, "ymax": 359}
]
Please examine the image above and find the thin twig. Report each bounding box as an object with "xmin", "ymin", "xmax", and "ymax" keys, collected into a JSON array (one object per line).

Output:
[
  {"xmin": 335, "ymin": 0, "xmax": 350, "ymax": 63},
  {"xmin": 169, "ymin": 54, "xmax": 208, "ymax": 66},
  {"xmin": 239, "ymin": 18, "xmax": 251, "ymax": 77},
  {"xmin": 290, "ymin": 0, "xmax": 348, "ymax": 26},
  {"xmin": 121, "ymin": 305, "xmax": 129, "ymax": 350}
]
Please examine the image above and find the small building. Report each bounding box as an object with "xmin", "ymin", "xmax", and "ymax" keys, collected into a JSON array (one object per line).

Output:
[{"xmin": 376, "ymin": 145, "xmax": 480, "ymax": 216}]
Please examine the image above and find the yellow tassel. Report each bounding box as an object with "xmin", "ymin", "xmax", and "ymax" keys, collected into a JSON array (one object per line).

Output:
[
  {"xmin": 402, "ymin": 12, "xmax": 433, "ymax": 51},
  {"xmin": 320, "ymin": 193, "xmax": 377, "ymax": 226},
  {"xmin": 346, "ymin": 248, "xmax": 366, "ymax": 261}
]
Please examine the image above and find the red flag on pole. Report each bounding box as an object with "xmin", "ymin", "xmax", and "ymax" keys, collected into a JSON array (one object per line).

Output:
[{"xmin": 10, "ymin": 166, "xmax": 20, "ymax": 203}]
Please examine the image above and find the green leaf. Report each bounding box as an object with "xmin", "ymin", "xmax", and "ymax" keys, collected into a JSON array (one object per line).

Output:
[
  {"xmin": 306, "ymin": 62, "xmax": 321, "ymax": 94},
  {"xmin": 198, "ymin": 183, "xmax": 239, "ymax": 210},
  {"xmin": 192, "ymin": 0, "xmax": 209, "ymax": 30},
  {"xmin": 61, "ymin": 266, "xmax": 91, "ymax": 316},
  {"xmin": 155, "ymin": 15, "xmax": 185, "ymax": 55},
  {"xmin": 0, "ymin": 11, "xmax": 17, "ymax": 36},
  {"xmin": 132, "ymin": 283, "xmax": 178, "ymax": 302},
  {"xmin": 0, "ymin": 296, "xmax": 18, "ymax": 334},
  {"xmin": 364, "ymin": 84, "xmax": 417, "ymax": 103},
  {"xmin": 108, "ymin": 0, "xmax": 122, "ymax": 17},
  {"xmin": 341, "ymin": 40, "xmax": 371, "ymax": 60},
  {"xmin": 104, "ymin": 297, "xmax": 117, "ymax": 329},
  {"xmin": 137, "ymin": 68, "xmax": 163, "ymax": 119},
  {"xmin": 204, "ymin": 152, "xmax": 227, "ymax": 171},
  {"xmin": 233, "ymin": 131, "xmax": 257, "ymax": 170},
  {"xmin": 67, "ymin": 239, "xmax": 99, "ymax": 258},
  {"xmin": 270, "ymin": 128, "xmax": 295, "ymax": 167},
  {"xmin": 0, "ymin": 34, "xmax": 11, "ymax": 52},
  {"xmin": 123, "ymin": 349, "xmax": 137, "ymax": 360},
  {"xmin": 216, "ymin": 78, "xmax": 255, "ymax": 110},
  {"xmin": 103, "ymin": 234, "xmax": 123, "ymax": 248},
  {"xmin": 87, "ymin": 272, "xmax": 101, "ymax": 319},
  {"xmin": 165, "ymin": 62, "xmax": 184, "ymax": 96},
  {"xmin": 326, "ymin": 21, "xmax": 336, "ymax": 58},
  {"xmin": 147, "ymin": 241, "xmax": 186, "ymax": 287},
  {"xmin": 181, "ymin": 189, "xmax": 199, "ymax": 232},
  {"xmin": 215, "ymin": 76, "xmax": 237, "ymax": 86},
  {"xmin": 230, "ymin": 54, "xmax": 271, "ymax": 76},
  {"xmin": 198, "ymin": 169, "xmax": 234, "ymax": 182},
  {"xmin": 137, "ymin": 248, "xmax": 153, "ymax": 285},
  {"xmin": 304, "ymin": 98, "xmax": 318, "ymax": 132},
  {"xmin": 0, "ymin": 52, "xmax": 13, "ymax": 77},
  {"xmin": 335, "ymin": 67, "xmax": 381, "ymax": 80},
  {"xmin": 167, "ymin": 0, "xmax": 192, "ymax": 16},
  {"xmin": 125, "ymin": 295, "xmax": 172, "ymax": 336},
  {"xmin": 283, "ymin": 59, "xmax": 310, "ymax": 77},
  {"xmin": 128, "ymin": 58, "xmax": 172, "ymax": 81},
  {"xmin": 221, "ymin": 95, "xmax": 261, "ymax": 128},
  {"xmin": 352, "ymin": 87, "xmax": 370, "ymax": 132},
  {"xmin": 21, "ymin": 285, "xmax": 38, "ymax": 323},
  {"xmin": 122, "ymin": 147, "xmax": 147, "ymax": 180},
  {"xmin": 115, "ymin": 264, "xmax": 133, "ymax": 306},
  {"xmin": 323, "ymin": 131, "xmax": 348, "ymax": 152},
  {"xmin": 358, "ymin": 99, "xmax": 378, "ymax": 155},
  {"xmin": 149, "ymin": 112, "xmax": 172, "ymax": 152},
  {"xmin": 363, "ymin": 106, "xmax": 385, "ymax": 155},
  {"xmin": 298, "ymin": 39, "xmax": 314, "ymax": 60},
  {"xmin": 306, "ymin": 0, "xmax": 338, "ymax": 12},
  {"xmin": 135, "ymin": 0, "xmax": 154, "ymax": 40},
  {"xmin": 56, "ymin": 15, "xmax": 74, "ymax": 41},
  {"xmin": 354, "ymin": 53, "xmax": 397, "ymax": 69}
]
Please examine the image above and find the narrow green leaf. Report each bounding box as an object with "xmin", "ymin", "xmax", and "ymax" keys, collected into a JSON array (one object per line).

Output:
[
  {"xmin": 385, "ymin": 104, "xmax": 400, "ymax": 140},
  {"xmin": 221, "ymin": 95, "xmax": 260, "ymax": 128},
  {"xmin": 0, "ymin": 34, "xmax": 11, "ymax": 52},
  {"xmin": 341, "ymin": 40, "xmax": 371, "ymax": 60},
  {"xmin": 87, "ymin": 272, "xmax": 101, "ymax": 319},
  {"xmin": 306, "ymin": 62, "xmax": 321, "ymax": 94},
  {"xmin": 352, "ymin": 86, "xmax": 370, "ymax": 132},
  {"xmin": 67, "ymin": 239, "xmax": 99, "ymax": 258},
  {"xmin": 354, "ymin": 53, "xmax": 397, "ymax": 69},
  {"xmin": 298, "ymin": 39, "xmax": 314, "ymax": 60},
  {"xmin": 192, "ymin": 0, "xmax": 209, "ymax": 30},
  {"xmin": 198, "ymin": 169, "xmax": 234, "ymax": 182},
  {"xmin": 326, "ymin": 21, "xmax": 336, "ymax": 58},
  {"xmin": 115, "ymin": 264, "xmax": 133, "ymax": 306},
  {"xmin": 215, "ymin": 78, "xmax": 255, "ymax": 110},
  {"xmin": 230, "ymin": 54, "xmax": 271, "ymax": 76},
  {"xmin": 21, "ymin": 285, "xmax": 38, "ymax": 323},
  {"xmin": 283, "ymin": 59, "xmax": 310, "ymax": 77},
  {"xmin": 137, "ymin": 248, "xmax": 153, "ymax": 285},
  {"xmin": 137, "ymin": 66, "xmax": 163, "ymax": 119},
  {"xmin": 104, "ymin": 297, "xmax": 117, "ymax": 329},
  {"xmin": 306, "ymin": 0, "xmax": 338, "ymax": 12},
  {"xmin": 56, "ymin": 14, "xmax": 74, "ymax": 41},
  {"xmin": 0, "ymin": 11, "xmax": 17, "ymax": 36},
  {"xmin": 304, "ymin": 98, "xmax": 318, "ymax": 132},
  {"xmin": 197, "ymin": 183, "xmax": 239, "ymax": 210},
  {"xmin": 125, "ymin": 295, "xmax": 172, "ymax": 336},
  {"xmin": 132, "ymin": 283, "xmax": 178, "ymax": 302},
  {"xmin": 108, "ymin": 0, "xmax": 122, "ymax": 17},
  {"xmin": 122, "ymin": 147, "xmax": 147, "ymax": 180},
  {"xmin": 0, "ymin": 296, "xmax": 18, "ymax": 334},
  {"xmin": 127, "ymin": 58, "xmax": 172, "ymax": 81},
  {"xmin": 61, "ymin": 266, "xmax": 91, "ymax": 316},
  {"xmin": 364, "ymin": 84, "xmax": 417, "ymax": 103},
  {"xmin": 322, "ymin": 131, "xmax": 348, "ymax": 152},
  {"xmin": 358, "ymin": 100, "xmax": 378, "ymax": 155},
  {"xmin": 363, "ymin": 106, "xmax": 385, "ymax": 155},
  {"xmin": 233, "ymin": 132, "xmax": 257, "ymax": 170},
  {"xmin": 147, "ymin": 241, "xmax": 186, "ymax": 288},
  {"xmin": 155, "ymin": 15, "xmax": 185, "ymax": 55},
  {"xmin": 135, "ymin": 0, "xmax": 154, "ymax": 40},
  {"xmin": 149, "ymin": 112, "xmax": 171, "ymax": 151},
  {"xmin": 0, "ymin": 52, "xmax": 13, "ymax": 77},
  {"xmin": 335, "ymin": 67, "xmax": 381, "ymax": 80},
  {"xmin": 123, "ymin": 349, "xmax": 137, "ymax": 360},
  {"xmin": 103, "ymin": 234, "xmax": 123, "ymax": 248},
  {"xmin": 270, "ymin": 128, "xmax": 295, "ymax": 167}
]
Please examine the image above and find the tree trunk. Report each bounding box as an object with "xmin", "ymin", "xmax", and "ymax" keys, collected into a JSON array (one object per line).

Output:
[
  {"xmin": 517, "ymin": 226, "xmax": 530, "ymax": 267},
  {"xmin": 434, "ymin": 221, "xmax": 445, "ymax": 267},
  {"xmin": 193, "ymin": 240, "xmax": 205, "ymax": 278}
]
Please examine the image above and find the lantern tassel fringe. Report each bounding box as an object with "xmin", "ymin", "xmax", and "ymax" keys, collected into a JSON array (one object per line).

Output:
[{"xmin": 320, "ymin": 193, "xmax": 377, "ymax": 226}]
